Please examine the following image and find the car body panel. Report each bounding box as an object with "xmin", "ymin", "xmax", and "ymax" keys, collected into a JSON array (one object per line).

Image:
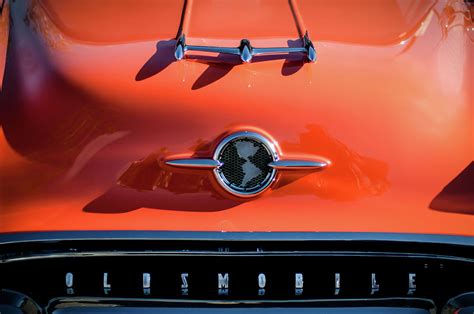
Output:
[
  {"xmin": 0, "ymin": 0, "xmax": 472, "ymax": 235},
  {"xmin": 37, "ymin": 0, "xmax": 184, "ymax": 44},
  {"xmin": 299, "ymin": 0, "xmax": 436, "ymax": 45}
]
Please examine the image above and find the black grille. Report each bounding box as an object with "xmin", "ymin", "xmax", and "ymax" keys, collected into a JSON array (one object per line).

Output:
[
  {"xmin": 217, "ymin": 138, "xmax": 273, "ymax": 192},
  {"xmin": 1, "ymin": 240, "xmax": 473, "ymax": 309},
  {"xmin": 1, "ymin": 235, "xmax": 473, "ymax": 311}
]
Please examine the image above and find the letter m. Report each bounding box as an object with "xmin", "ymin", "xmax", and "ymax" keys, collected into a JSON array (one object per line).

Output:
[{"xmin": 218, "ymin": 273, "xmax": 229, "ymax": 289}]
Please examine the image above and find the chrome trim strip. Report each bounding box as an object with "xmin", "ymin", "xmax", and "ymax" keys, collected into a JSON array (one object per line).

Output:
[
  {"xmin": 46, "ymin": 296, "xmax": 437, "ymax": 307},
  {"xmin": 0, "ymin": 231, "xmax": 473, "ymax": 247},
  {"xmin": 186, "ymin": 45, "xmax": 240, "ymax": 55},
  {"xmin": 3, "ymin": 250, "xmax": 473, "ymax": 264},
  {"xmin": 47, "ymin": 296, "xmax": 437, "ymax": 304},
  {"xmin": 252, "ymin": 47, "xmax": 307, "ymax": 55},
  {"xmin": 268, "ymin": 160, "xmax": 328, "ymax": 170},
  {"xmin": 165, "ymin": 159, "xmax": 222, "ymax": 169}
]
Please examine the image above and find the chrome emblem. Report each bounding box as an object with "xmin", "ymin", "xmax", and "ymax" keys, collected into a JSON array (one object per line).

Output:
[
  {"xmin": 165, "ymin": 131, "xmax": 330, "ymax": 197},
  {"xmin": 213, "ymin": 132, "xmax": 278, "ymax": 196},
  {"xmin": 61, "ymin": 271, "xmax": 423, "ymax": 298}
]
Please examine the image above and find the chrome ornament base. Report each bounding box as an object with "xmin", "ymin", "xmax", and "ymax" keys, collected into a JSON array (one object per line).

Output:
[{"xmin": 174, "ymin": 32, "xmax": 317, "ymax": 64}]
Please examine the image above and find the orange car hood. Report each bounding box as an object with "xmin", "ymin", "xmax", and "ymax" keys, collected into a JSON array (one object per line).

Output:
[{"xmin": 0, "ymin": 0, "xmax": 472, "ymax": 235}]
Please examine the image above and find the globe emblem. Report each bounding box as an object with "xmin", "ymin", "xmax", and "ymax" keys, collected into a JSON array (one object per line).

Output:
[
  {"xmin": 235, "ymin": 141, "xmax": 262, "ymax": 187},
  {"xmin": 214, "ymin": 133, "xmax": 277, "ymax": 196}
]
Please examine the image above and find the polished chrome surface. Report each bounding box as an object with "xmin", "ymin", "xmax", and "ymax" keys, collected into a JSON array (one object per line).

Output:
[
  {"xmin": 371, "ymin": 273, "xmax": 380, "ymax": 295},
  {"xmin": 408, "ymin": 273, "xmax": 416, "ymax": 294},
  {"xmin": 252, "ymin": 47, "xmax": 307, "ymax": 54},
  {"xmin": 165, "ymin": 159, "xmax": 222, "ymax": 169},
  {"xmin": 103, "ymin": 273, "xmax": 111, "ymax": 296},
  {"xmin": 258, "ymin": 273, "xmax": 266, "ymax": 289},
  {"xmin": 174, "ymin": 43, "xmax": 184, "ymax": 61},
  {"xmin": 303, "ymin": 31, "xmax": 317, "ymax": 62},
  {"xmin": 143, "ymin": 273, "xmax": 151, "ymax": 289},
  {"xmin": 335, "ymin": 273, "xmax": 341, "ymax": 295},
  {"xmin": 2, "ymin": 232, "xmax": 472, "ymax": 246},
  {"xmin": 174, "ymin": 34, "xmax": 186, "ymax": 61},
  {"xmin": 181, "ymin": 273, "xmax": 189, "ymax": 289},
  {"xmin": 3, "ymin": 250, "xmax": 472, "ymax": 262},
  {"xmin": 239, "ymin": 39, "xmax": 253, "ymax": 63},
  {"xmin": 268, "ymin": 160, "xmax": 328, "ymax": 170},
  {"xmin": 218, "ymin": 273, "xmax": 229, "ymax": 289},
  {"xmin": 46, "ymin": 296, "xmax": 438, "ymax": 310},
  {"xmin": 164, "ymin": 131, "xmax": 329, "ymax": 196},
  {"xmin": 295, "ymin": 273, "xmax": 304, "ymax": 289},
  {"xmin": 295, "ymin": 275, "xmax": 303, "ymax": 295},
  {"xmin": 187, "ymin": 45, "xmax": 239, "ymax": 55},
  {"xmin": 65, "ymin": 272, "xmax": 73, "ymax": 288},
  {"xmin": 173, "ymin": 33, "xmax": 317, "ymax": 63},
  {"xmin": 307, "ymin": 46, "xmax": 316, "ymax": 62}
]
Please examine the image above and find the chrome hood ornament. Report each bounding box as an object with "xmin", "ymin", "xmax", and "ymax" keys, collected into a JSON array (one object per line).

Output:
[
  {"xmin": 173, "ymin": 0, "xmax": 317, "ymax": 64},
  {"xmin": 166, "ymin": 131, "xmax": 329, "ymax": 197},
  {"xmin": 174, "ymin": 32, "xmax": 317, "ymax": 64}
]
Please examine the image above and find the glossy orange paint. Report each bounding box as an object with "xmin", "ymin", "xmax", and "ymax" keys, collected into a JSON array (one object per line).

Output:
[
  {"xmin": 0, "ymin": 0, "xmax": 472, "ymax": 235},
  {"xmin": 38, "ymin": 0, "xmax": 183, "ymax": 43}
]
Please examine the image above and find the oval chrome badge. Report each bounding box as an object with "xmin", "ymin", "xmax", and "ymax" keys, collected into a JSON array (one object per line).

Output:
[{"xmin": 165, "ymin": 131, "xmax": 329, "ymax": 198}]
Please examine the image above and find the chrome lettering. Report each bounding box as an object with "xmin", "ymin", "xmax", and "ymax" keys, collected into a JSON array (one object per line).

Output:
[
  {"xmin": 143, "ymin": 273, "xmax": 151, "ymax": 295},
  {"xmin": 103, "ymin": 273, "xmax": 111, "ymax": 294},
  {"xmin": 181, "ymin": 273, "xmax": 189, "ymax": 289},
  {"xmin": 335, "ymin": 273, "xmax": 340, "ymax": 295},
  {"xmin": 218, "ymin": 273, "xmax": 229, "ymax": 289},
  {"xmin": 295, "ymin": 273, "xmax": 304, "ymax": 288},
  {"xmin": 181, "ymin": 273, "xmax": 189, "ymax": 296},
  {"xmin": 143, "ymin": 273, "xmax": 151, "ymax": 288},
  {"xmin": 371, "ymin": 273, "xmax": 379, "ymax": 295},
  {"xmin": 218, "ymin": 273, "xmax": 229, "ymax": 295},
  {"xmin": 258, "ymin": 273, "xmax": 266, "ymax": 288},
  {"xmin": 295, "ymin": 273, "xmax": 303, "ymax": 295},
  {"xmin": 258, "ymin": 273, "xmax": 266, "ymax": 296},
  {"xmin": 65, "ymin": 272, "xmax": 74, "ymax": 295},
  {"xmin": 65, "ymin": 272, "xmax": 73, "ymax": 288},
  {"xmin": 408, "ymin": 273, "xmax": 416, "ymax": 295}
]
